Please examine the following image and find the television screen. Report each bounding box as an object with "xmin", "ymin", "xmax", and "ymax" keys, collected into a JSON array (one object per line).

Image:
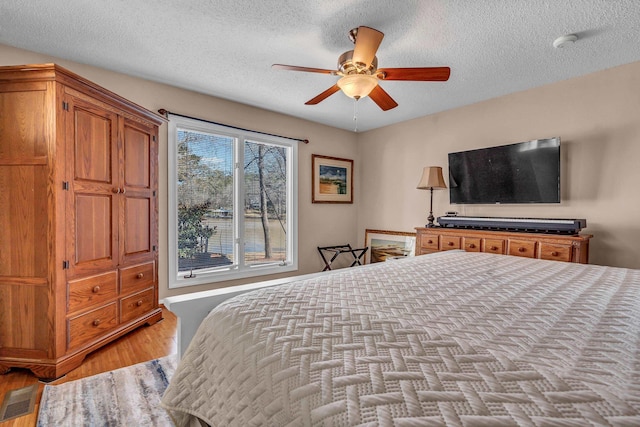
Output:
[{"xmin": 448, "ymin": 138, "xmax": 560, "ymax": 204}]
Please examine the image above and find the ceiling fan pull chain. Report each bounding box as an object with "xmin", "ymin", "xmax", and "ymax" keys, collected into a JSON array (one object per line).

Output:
[{"xmin": 353, "ymin": 99, "xmax": 358, "ymax": 132}]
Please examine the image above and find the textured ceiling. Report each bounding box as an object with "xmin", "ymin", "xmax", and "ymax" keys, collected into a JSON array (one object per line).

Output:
[{"xmin": 1, "ymin": 0, "xmax": 639, "ymax": 132}]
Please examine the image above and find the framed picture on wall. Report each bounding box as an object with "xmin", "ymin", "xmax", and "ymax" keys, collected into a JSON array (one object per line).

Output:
[
  {"xmin": 312, "ymin": 154, "xmax": 353, "ymax": 203},
  {"xmin": 364, "ymin": 229, "xmax": 416, "ymax": 264}
]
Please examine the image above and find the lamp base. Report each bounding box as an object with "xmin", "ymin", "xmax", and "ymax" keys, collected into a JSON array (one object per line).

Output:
[{"xmin": 426, "ymin": 211, "xmax": 435, "ymax": 228}]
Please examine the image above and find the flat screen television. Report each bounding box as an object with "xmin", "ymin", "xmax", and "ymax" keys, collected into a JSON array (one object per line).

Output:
[{"xmin": 448, "ymin": 137, "xmax": 560, "ymax": 204}]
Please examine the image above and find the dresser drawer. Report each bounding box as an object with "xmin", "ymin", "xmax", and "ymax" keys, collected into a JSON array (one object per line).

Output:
[
  {"xmin": 463, "ymin": 237, "xmax": 481, "ymax": 252},
  {"xmin": 419, "ymin": 234, "xmax": 439, "ymax": 251},
  {"xmin": 508, "ymin": 240, "xmax": 537, "ymax": 258},
  {"xmin": 440, "ymin": 236, "xmax": 461, "ymax": 250},
  {"xmin": 483, "ymin": 239, "xmax": 505, "ymax": 254},
  {"xmin": 539, "ymin": 243, "xmax": 572, "ymax": 262},
  {"xmin": 416, "ymin": 227, "xmax": 591, "ymax": 264},
  {"xmin": 120, "ymin": 288, "xmax": 155, "ymax": 324},
  {"xmin": 120, "ymin": 261, "xmax": 155, "ymax": 294},
  {"xmin": 67, "ymin": 303, "xmax": 118, "ymax": 350},
  {"xmin": 67, "ymin": 271, "xmax": 117, "ymax": 314}
]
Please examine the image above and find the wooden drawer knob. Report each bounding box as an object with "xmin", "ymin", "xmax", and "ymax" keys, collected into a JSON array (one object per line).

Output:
[
  {"xmin": 518, "ymin": 247, "xmax": 526, "ymax": 253},
  {"xmin": 551, "ymin": 251, "xmax": 559, "ymax": 256},
  {"xmin": 92, "ymin": 285, "xmax": 101, "ymax": 293},
  {"xmin": 92, "ymin": 319, "xmax": 101, "ymax": 327},
  {"xmin": 136, "ymin": 300, "xmax": 143, "ymax": 307},
  {"xmin": 468, "ymin": 244, "xmax": 476, "ymax": 249},
  {"xmin": 447, "ymin": 242, "xmax": 454, "ymax": 246},
  {"xmin": 427, "ymin": 240, "xmax": 433, "ymax": 244},
  {"xmin": 137, "ymin": 273, "xmax": 144, "ymax": 279},
  {"xmin": 490, "ymin": 246, "xmax": 498, "ymax": 251}
]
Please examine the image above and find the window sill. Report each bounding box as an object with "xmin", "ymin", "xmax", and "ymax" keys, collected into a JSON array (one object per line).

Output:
[{"xmin": 169, "ymin": 262, "xmax": 299, "ymax": 289}]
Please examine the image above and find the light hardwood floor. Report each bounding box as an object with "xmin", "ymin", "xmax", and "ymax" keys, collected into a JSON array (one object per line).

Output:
[{"xmin": 0, "ymin": 306, "xmax": 177, "ymax": 427}]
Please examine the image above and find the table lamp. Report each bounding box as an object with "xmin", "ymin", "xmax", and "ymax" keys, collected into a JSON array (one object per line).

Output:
[{"xmin": 417, "ymin": 166, "xmax": 447, "ymax": 227}]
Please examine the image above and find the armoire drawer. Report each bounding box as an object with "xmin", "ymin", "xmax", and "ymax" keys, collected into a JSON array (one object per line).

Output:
[
  {"xmin": 120, "ymin": 261, "xmax": 155, "ymax": 293},
  {"xmin": 120, "ymin": 288, "xmax": 155, "ymax": 324},
  {"xmin": 67, "ymin": 271, "xmax": 117, "ymax": 314},
  {"xmin": 67, "ymin": 303, "xmax": 118, "ymax": 350}
]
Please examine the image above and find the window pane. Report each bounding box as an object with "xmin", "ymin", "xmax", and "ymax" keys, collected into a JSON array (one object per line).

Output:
[
  {"xmin": 177, "ymin": 129, "xmax": 234, "ymax": 272},
  {"xmin": 169, "ymin": 112, "xmax": 298, "ymax": 288},
  {"xmin": 243, "ymin": 140, "xmax": 287, "ymax": 265}
]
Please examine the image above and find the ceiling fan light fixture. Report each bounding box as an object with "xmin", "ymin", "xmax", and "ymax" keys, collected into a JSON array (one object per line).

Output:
[{"xmin": 337, "ymin": 74, "xmax": 378, "ymax": 99}]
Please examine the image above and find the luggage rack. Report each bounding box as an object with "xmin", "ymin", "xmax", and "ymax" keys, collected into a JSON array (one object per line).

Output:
[{"xmin": 317, "ymin": 244, "xmax": 369, "ymax": 271}]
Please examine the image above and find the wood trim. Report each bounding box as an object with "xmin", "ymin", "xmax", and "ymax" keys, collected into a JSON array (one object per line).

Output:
[{"xmin": 0, "ymin": 63, "xmax": 166, "ymax": 126}]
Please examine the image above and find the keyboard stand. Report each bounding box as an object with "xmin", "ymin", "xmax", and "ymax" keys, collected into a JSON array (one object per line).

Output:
[{"xmin": 317, "ymin": 244, "xmax": 369, "ymax": 271}]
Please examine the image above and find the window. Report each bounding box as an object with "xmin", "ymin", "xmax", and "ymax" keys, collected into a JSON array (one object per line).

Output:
[{"xmin": 168, "ymin": 114, "xmax": 298, "ymax": 288}]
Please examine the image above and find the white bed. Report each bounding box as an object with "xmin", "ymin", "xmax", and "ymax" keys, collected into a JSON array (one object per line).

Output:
[{"xmin": 161, "ymin": 251, "xmax": 640, "ymax": 426}]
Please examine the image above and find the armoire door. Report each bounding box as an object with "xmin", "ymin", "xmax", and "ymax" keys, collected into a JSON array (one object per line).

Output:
[
  {"xmin": 118, "ymin": 117, "xmax": 158, "ymax": 267},
  {"xmin": 65, "ymin": 94, "xmax": 119, "ymax": 278}
]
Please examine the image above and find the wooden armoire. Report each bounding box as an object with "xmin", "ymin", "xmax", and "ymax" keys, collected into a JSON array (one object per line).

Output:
[{"xmin": 0, "ymin": 64, "xmax": 164, "ymax": 378}]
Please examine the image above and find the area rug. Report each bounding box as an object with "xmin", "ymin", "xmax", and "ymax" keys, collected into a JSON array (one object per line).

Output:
[{"xmin": 37, "ymin": 355, "xmax": 177, "ymax": 426}]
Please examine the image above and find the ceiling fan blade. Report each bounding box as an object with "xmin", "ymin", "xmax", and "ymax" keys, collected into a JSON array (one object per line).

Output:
[
  {"xmin": 305, "ymin": 84, "xmax": 341, "ymax": 105},
  {"xmin": 272, "ymin": 64, "xmax": 336, "ymax": 74},
  {"xmin": 352, "ymin": 26, "xmax": 384, "ymax": 69},
  {"xmin": 368, "ymin": 85, "xmax": 398, "ymax": 111},
  {"xmin": 377, "ymin": 67, "xmax": 451, "ymax": 81}
]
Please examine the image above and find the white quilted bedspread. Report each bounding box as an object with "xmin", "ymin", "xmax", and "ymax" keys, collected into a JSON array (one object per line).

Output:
[{"xmin": 161, "ymin": 251, "xmax": 640, "ymax": 426}]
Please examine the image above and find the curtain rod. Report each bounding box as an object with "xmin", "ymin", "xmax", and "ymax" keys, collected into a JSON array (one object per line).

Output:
[{"xmin": 157, "ymin": 109, "xmax": 309, "ymax": 144}]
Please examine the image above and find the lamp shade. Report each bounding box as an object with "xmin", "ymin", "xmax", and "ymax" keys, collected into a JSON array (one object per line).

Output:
[
  {"xmin": 337, "ymin": 74, "xmax": 378, "ymax": 99},
  {"xmin": 416, "ymin": 166, "xmax": 447, "ymax": 190}
]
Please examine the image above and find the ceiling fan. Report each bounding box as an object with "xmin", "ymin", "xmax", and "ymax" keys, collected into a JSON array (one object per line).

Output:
[{"xmin": 272, "ymin": 26, "xmax": 450, "ymax": 111}]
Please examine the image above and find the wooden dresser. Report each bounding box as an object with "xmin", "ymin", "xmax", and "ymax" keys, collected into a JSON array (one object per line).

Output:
[
  {"xmin": 416, "ymin": 227, "xmax": 592, "ymax": 264},
  {"xmin": 0, "ymin": 64, "xmax": 164, "ymax": 378}
]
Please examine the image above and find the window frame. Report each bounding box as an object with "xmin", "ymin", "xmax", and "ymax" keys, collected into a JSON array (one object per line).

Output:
[{"xmin": 167, "ymin": 114, "xmax": 298, "ymax": 288}]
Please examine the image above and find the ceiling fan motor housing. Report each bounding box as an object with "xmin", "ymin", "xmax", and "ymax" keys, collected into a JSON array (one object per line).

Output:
[{"xmin": 338, "ymin": 50, "xmax": 378, "ymax": 75}]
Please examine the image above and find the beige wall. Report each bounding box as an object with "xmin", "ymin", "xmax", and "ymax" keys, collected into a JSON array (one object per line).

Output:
[
  {"xmin": 0, "ymin": 43, "xmax": 360, "ymax": 299},
  {"xmin": 3, "ymin": 42, "xmax": 639, "ymax": 300},
  {"xmin": 357, "ymin": 60, "xmax": 640, "ymax": 269}
]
